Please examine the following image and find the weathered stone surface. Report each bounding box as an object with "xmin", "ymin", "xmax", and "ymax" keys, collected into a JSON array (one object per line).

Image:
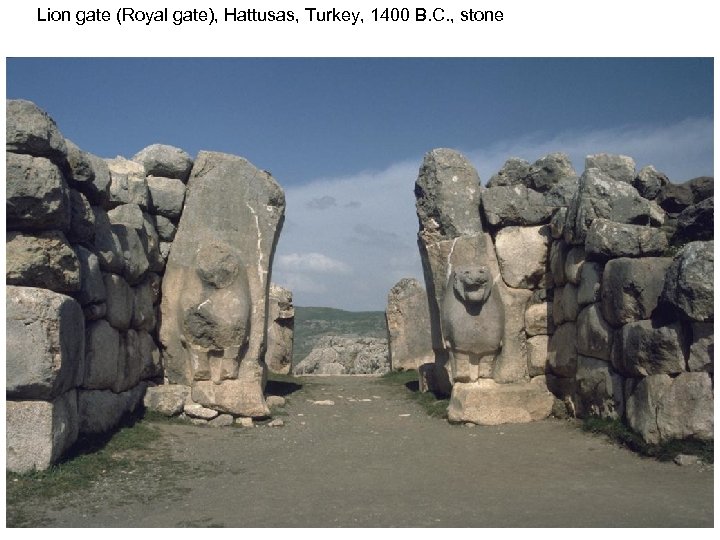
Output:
[
  {"xmin": 687, "ymin": 176, "xmax": 713, "ymax": 202},
  {"xmin": 576, "ymin": 303, "xmax": 613, "ymax": 361},
  {"xmin": 577, "ymin": 261, "xmax": 602, "ymax": 306},
  {"xmin": 481, "ymin": 185, "xmax": 555, "ymax": 227},
  {"xmin": 660, "ymin": 241, "xmax": 713, "ymax": 322},
  {"xmin": 144, "ymin": 385, "xmax": 190, "ymax": 416},
  {"xmin": 656, "ymin": 181, "xmax": 694, "ymax": 213},
  {"xmin": 626, "ymin": 373, "xmax": 713, "ymax": 444},
  {"xmin": 106, "ymin": 157, "xmax": 149, "ymax": 209},
  {"xmin": 112, "ymin": 224, "xmax": 150, "ymax": 284},
  {"xmin": 138, "ymin": 330, "xmax": 162, "ymax": 380},
  {"xmin": 132, "ymin": 144, "xmax": 193, "ymax": 182},
  {"xmin": 265, "ymin": 283, "xmax": 295, "ymax": 375},
  {"xmin": 65, "ymin": 140, "xmax": 94, "ymax": 183},
  {"xmin": 161, "ymin": 151, "xmax": 285, "ymax": 394},
  {"xmin": 633, "ymin": 166, "xmax": 669, "ymax": 200},
  {"xmin": 294, "ymin": 336, "xmax": 389, "ymax": 375},
  {"xmin": 549, "ymin": 207, "xmax": 567, "ymax": 239},
  {"xmin": 495, "ymin": 225, "xmax": 551, "ymax": 289},
  {"xmin": 79, "ymin": 383, "xmax": 147, "ymax": 434},
  {"xmin": 549, "ymin": 240, "xmax": 569, "ymax": 288},
  {"xmin": 76, "ymin": 246, "xmax": 106, "ymax": 306},
  {"xmin": 548, "ymin": 322, "xmax": 577, "ymax": 378},
  {"xmin": 92, "ymin": 206, "xmax": 124, "ymax": 273},
  {"xmin": 266, "ymin": 395, "xmax": 286, "ymax": 408},
  {"xmin": 6, "ymin": 391, "xmax": 78, "ymax": 473},
  {"xmin": 675, "ymin": 197, "xmax": 713, "ymax": 242},
  {"xmin": 6, "ymin": 99, "xmax": 67, "ymax": 165},
  {"xmin": 688, "ymin": 322, "xmax": 713, "ymax": 373},
  {"xmin": 236, "ymin": 417, "xmax": 255, "ymax": 427},
  {"xmin": 6, "ymin": 231, "xmax": 80, "ymax": 292},
  {"xmin": 486, "ymin": 157, "xmax": 531, "ymax": 188},
  {"xmin": 585, "ymin": 219, "xmax": 668, "ymax": 259},
  {"xmin": 6, "ymin": 287, "xmax": 84, "ymax": 400},
  {"xmin": 526, "ymin": 335, "xmax": 550, "ymax": 376},
  {"xmin": 81, "ymin": 153, "xmax": 112, "ymax": 206},
  {"xmin": 615, "ymin": 321, "xmax": 686, "ymax": 377},
  {"xmin": 564, "ymin": 246, "xmax": 585, "ymax": 285},
  {"xmin": 83, "ymin": 302, "xmax": 107, "ymax": 321},
  {"xmin": 83, "ymin": 319, "xmax": 121, "ymax": 390},
  {"xmin": 132, "ymin": 278, "xmax": 156, "ymax": 331},
  {"xmin": 108, "ymin": 203, "xmax": 145, "ymax": 230},
  {"xmin": 575, "ymin": 356, "xmax": 624, "ymax": 419},
  {"xmin": 545, "ymin": 374, "xmax": 578, "ymax": 404},
  {"xmin": 524, "ymin": 302, "xmax": 553, "ymax": 336},
  {"xmin": 154, "ymin": 214, "xmax": 177, "ymax": 241},
  {"xmin": 6, "ymin": 152, "xmax": 71, "ymax": 231},
  {"xmin": 141, "ymin": 212, "xmax": 164, "ymax": 273},
  {"xmin": 159, "ymin": 241, "xmax": 172, "ymax": 260},
  {"xmin": 601, "ymin": 257, "xmax": 673, "ymax": 327},
  {"xmin": 146, "ymin": 176, "xmax": 186, "ymax": 220},
  {"xmin": 415, "ymin": 148, "xmax": 482, "ymax": 242},
  {"xmin": 115, "ymin": 329, "xmax": 144, "ymax": 393},
  {"xmin": 447, "ymin": 377, "xmax": 554, "ymax": 425},
  {"xmin": 564, "ymin": 168, "xmax": 662, "ymax": 246},
  {"xmin": 585, "ymin": 154, "xmax": 635, "ymax": 184},
  {"xmin": 103, "ymin": 272, "xmax": 133, "ymax": 330},
  {"xmin": 209, "ymin": 414, "xmax": 235, "ymax": 427},
  {"xmin": 68, "ymin": 189, "xmax": 95, "ymax": 244},
  {"xmin": 192, "ymin": 379, "xmax": 270, "ymax": 417},
  {"xmin": 183, "ymin": 402, "xmax": 219, "ymax": 420},
  {"xmin": 553, "ymin": 284, "xmax": 578, "ymax": 325},
  {"xmin": 525, "ymin": 153, "xmax": 577, "ymax": 192},
  {"xmin": 386, "ymin": 278, "xmax": 434, "ymax": 371},
  {"xmin": 539, "ymin": 177, "xmax": 578, "ymax": 208}
]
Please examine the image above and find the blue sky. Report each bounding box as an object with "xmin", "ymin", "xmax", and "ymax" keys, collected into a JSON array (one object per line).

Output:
[{"xmin": 6, "ymin": 58, "xmax": 714, "ymax": 310}]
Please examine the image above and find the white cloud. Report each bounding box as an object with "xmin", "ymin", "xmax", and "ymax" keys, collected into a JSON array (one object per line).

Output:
[{"xmin": 272, "ymin": 117, "xmax": 713, "ymax": 311}]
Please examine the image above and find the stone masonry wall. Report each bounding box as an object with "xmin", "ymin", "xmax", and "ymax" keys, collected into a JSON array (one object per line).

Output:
[{"xmin": 414, "ymin": 148, "xmax": 713, "ymax": 442}]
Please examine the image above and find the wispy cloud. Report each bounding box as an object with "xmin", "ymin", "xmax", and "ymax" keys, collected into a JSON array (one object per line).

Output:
[{"xmin": 272, "ymin": 117, "xmax": 713, "ymax": 310}]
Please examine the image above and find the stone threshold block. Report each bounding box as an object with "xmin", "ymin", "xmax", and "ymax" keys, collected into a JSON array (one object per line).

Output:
[{"xmin": 447, "ymin": 377, "xmax": 554, "ymax": 425}]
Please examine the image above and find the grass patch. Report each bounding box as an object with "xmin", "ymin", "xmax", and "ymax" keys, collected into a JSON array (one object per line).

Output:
[
  {"xmin": 379, "ymin": 370, "xmax": 450, "ymax": 419},
  {"xmin": 582, "ymin": 416, "xmax": 714, "ymax": 464}
]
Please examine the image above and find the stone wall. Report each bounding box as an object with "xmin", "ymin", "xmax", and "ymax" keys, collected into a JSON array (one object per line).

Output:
[
  {"xmin": 414, "ymin": 148, "xmax": 713, "ymax": 441},
  {"xmin": 6, "ymin": 99, "xmax": 286, "ymax": 471}
]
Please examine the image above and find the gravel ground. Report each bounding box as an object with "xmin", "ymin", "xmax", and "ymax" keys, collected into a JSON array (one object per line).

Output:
[{"xmin": 36, "ymin": 375, "xmax": 713, "ymax": 527}]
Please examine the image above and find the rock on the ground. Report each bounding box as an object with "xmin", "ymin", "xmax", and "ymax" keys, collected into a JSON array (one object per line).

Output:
[
  {"xmin": 143, "ymin": 385, "xmax": 191, "ymax": 416},
  {"xmin": 192, "ymin": 379, "xmax": 270, "ymax": 418},
  {"xmin": 386, "ymin": 278, "xmax": 434, "ymax": 371}
]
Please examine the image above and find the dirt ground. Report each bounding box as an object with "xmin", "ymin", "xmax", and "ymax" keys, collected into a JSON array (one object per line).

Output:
[{"xmin": 25, "ymin": 376, "xmax": 714, "ymax": 527}]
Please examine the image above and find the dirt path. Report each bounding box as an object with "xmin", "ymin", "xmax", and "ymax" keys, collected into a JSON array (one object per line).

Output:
[{"xmin": 37, "ymin": 376, "xmax": 712, "ymax": 527}]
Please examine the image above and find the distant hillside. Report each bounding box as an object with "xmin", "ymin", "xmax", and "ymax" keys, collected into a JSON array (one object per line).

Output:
[{"xmin": 292, "ymin": 306, "xmax": 387, "ymax": 365}]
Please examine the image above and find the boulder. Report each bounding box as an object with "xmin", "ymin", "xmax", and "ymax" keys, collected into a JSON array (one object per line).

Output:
[
  {"xmin": 138, "ymin": 330, "xmax": 163, "ymax": 380},
  {"xmin": 132, "ymin": 278, "xmax": 157, "ymax": 331},
  {"xmin": 633, "ymin": 165, "xmax": 669, "ymax": 200},
  {"xmin": 481, "ymin": 185, "xmax": 555, "ymax": 226},
  {"xmin": 132, "ymin": 144, "xmax": 193, "ymax": 182},
  {"xmin": 92, "ymin": 206, "xmax": 125, "ymax": 273},
  {"xmin": 6, "ymin": 99, "xmax": 67, "ymax": 165},
  {"xmin": 192, "ymin": 379, "xmax": 270, "ymax": 418},
  {"xmin": 525, "ymin": 153, "xmax": 577, "ymax": 192},
  {"xmin": 209, "ymin": 414, "xmax": 235, "ymax": 427},
  {"xmin": 577, "ymin": 261, "xmax": 602, "ymax": 306},
  {"xmin": 103, "ymin": 272, "xmax": 134, "ymax": 330},
  {"xmin": 601, "ymin": 257, "xmax": 673, "ymax": 327},
  {"xmin": 6, "ymin": 286, "xmax": 84, "ymax": 400},
  {"xmin": 78, "ymin": 383, "xmax": 147, "ymax": 434},
  {"xmin": 6, "ymin": 231, "xmax": 80, "ymax": 292},
  {"xmin": 687, "ymin": 176, "xmax": 713, "ymax": 202},
  {"xmin": 615, "ymin": 321, "xmax": 686, "ymax": 377},
  {"xmin": 108, "ymin": 203, "xmax": 145, "ymax": 230},
  {"xmin": 675, "ymin": 197, "xmax": 713, "ymax": 242},
  {"xmin": 83, "ymin": 319, "xmax": 121, "ymax": 390},
  {"xmin": 486, "ymin": 157, "xmax": 531, "ymax": 188},
  {"xmin": 553, "ymin": 284, "xmax": 578, "ymax": 325},
  {"xmin": 576, "ymin": 303, "xmax": 613, "ymax": 361},
  {"xmin": 494, "ymin": 225, "xmax": 551, "ymax": 289},
  {"xmin": 160, "ymin": 151, "xmax": 285, "ymax": 395},
  {"xmin": 106, "ymin": 157, "xmax": 149, "ymax": 209},
  {"xmin": 154, "ymin": 214, "xmax": 177, "ymax": 241},
  {"xmin": 68, "ymin": 189, "xmax": 95, "ymax": 244},
  {"xmin": 6, "ymin": 152, "xmax": 71, "ymax": 231},
  {"xmin": 547, "ymin": 322, "xmax": 577, "ymax": 378},
  {"xmin": 146, "ymin": 176, "xmax": 187, "ymax": 220},
  {"xmin": 447, "ymin": 377, "xmax": 554, "ymax": 425},
  {"xmin": 143, "ymin": 385, "xmax": 190, "ymax": 416},
  {"xmin": 76, "ymin": 246, "xmax": 106, "ymax": 306},
  {"xmin": 564, "ymin": 167, "xmax": 662, "ymax": 246},
  {"xmin": 294, "ymin": 336, "xmax": 389, "ymax": 375},
  {"xmin": 141, "ymin": 212, "xmax": 165, "ymax": 273},
  {"xmin": 585, "ymin": 154, "xmax": 635, "ymax": 184},
  {"xmin": 114, "ymin": 329, "xmax": 144, "ymax": 393},
  {"xmin": 564, "ymin": 246, "xmax": 585, "ymax": 284},
  {"xmin": 386, "ymin": 278, "xmax": 434, "ymax": 371},
  {"xmin": 526, "ymin": 335, "xmax": 550, "ymax": 376},
  {"xmin": 183, "ymin": 402, "xmax": 219, "ymax": 420},
  {"xmin": 585, "ymin": 219, "xmax": 668, "ymax": 259},
  {"xmin": 6, "ymin": 391, "xmax": 79, "ymax": 473},
  {"xmin": 265, "ymin": 283, "xmax": 295, "ymax": 375},
  {"xmin": 575, "ymin": 356, "xmax": 624, "ymax": 419},
  {"xmin": 112, "ymin": 224, "xmax": 150, "ymax": 284},
  {"xmin": 549, "ymin": 207, "xmax": 567, "ymax": 239},
  {"xmin": 660, "ymin": 241, "xmax": 713, "ymax": 322},
  {"xmin": 688, "ymin": 322, "xmax": 713, "ymax": 373},
  {"xmin": 524, "ymin": 302, "xmax": 553, "ymax": 336}
]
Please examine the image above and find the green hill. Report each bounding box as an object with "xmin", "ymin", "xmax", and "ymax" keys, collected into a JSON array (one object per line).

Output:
[{"xmin": 292, "ymin": 306, "xmax": 387, "ymax": 365}]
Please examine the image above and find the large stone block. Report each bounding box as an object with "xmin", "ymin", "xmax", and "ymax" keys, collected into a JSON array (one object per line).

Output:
[
  {"xmin": 6, "ymin": 286, "xmax": 84, "ymax": 400},
  {"xmin": 192, "ymin": 379, "xmax": 270, "ymax": 417},
  {"xmin": 553, "ymin": 283, "xmax": 578, "ymax": 325},
  {"xmin": 6, "ymin": 152, "xmax": 71, "ymax": 231},
  {"xmin": 132, "ymin": 144, "xmax": 193, "ymax": 182},
  {"xmin": 92, "ymin": 206, "xmax": 125, "ymax": 273},
  {"xmin": 6, "ymin": 99, "xmax": 67, "ymax": 165},
  {"xmin": 83, "ymin": 319, "xmax": 121, "ymax": 390},
  {"xmin": 564, "ymin": 246, "xmax": 585, "ymax": 285},
  {"xmin": 103, "ymin": 272, "xmax": 134, "ymax": 330},
  {"xmin": 601, "ymin": 257, "xmax": 673, "ymax": 327},
  {"xmin": 525, "ymin": 153, "xmax": 577, "ymax": 192},
  {"xmin": 575, "ymin": 355, "xmax": 624, "ymax": 419},
  {"xmin": 132, "ymin": 278, "xmax": 157, "ymax": 331},
  {"xmin": 112, "ymin": 224, "xmax": 150, "ymax": 284},
  {"xmin": 633, "ymin": 165, "xmax": 669, "ymax": 200},
  {"xmin": 526, "ymin": 335, "xmax": 550, "ymax": 376},
  {"xmin": 486, "ymin": 157, "xmax": 531, "ymax": 188},
  {"xmin": 77, "ymin": 383, "xmax": 147, "ymax": 435},
  {"xmin": 6, "ymin": 391, "xmax": 79, "ymax": 473},
  {"xmin": 585, "ymin": 219, "xmax": 667, "ymax": 259},
  {"xmin": 585, "ymin": 154, "xmax": 636, "ymax": 184},
  {"xmin": 146, "ymin": 176, "xmax": 187, "ymax": 220},
  {"xmin": 138, "ymin": 330, "xmax": 163, "ymax": 380},
  {"xmin": 481, "ymin": 185, "xmax": 555, "ymax": 226},
  {"xmin": 576, "ymin": 303, "xmax": 613, "ymax": 361},
  {"xmin": 160, "ymin": 151, "xmax": 285, "ymax": 401},
  {"xmin": 265, "ymin": 284, "xmax": 295, "ymax": 375},
  {"xmin": 524, "ymin": 302, "xmax": 553, "ymax": 336},
  {"xmin": 549, "ymin": 239, "xmax": 569, "ymax": 287},
  {"xmin": 114, "ymin": 330, "xmax": 144, "ymax": 393},
  {"xmin": 660, "ymin": 241, "xmax": 713, "ymax": 322},
  {"xmin": 688, "ymin": 322, "xmax": 713, "ymax": 373},
  {"xmin": 106, "ymin": 157, "xmax": 149, "ymax": 209},
  {"xmin": 577, "ymin": 261, "xmax": 603, "ymax": 306},
  {"xmin": 143, "ymin": 384, "xmax": 191, "ymax": 416},
  {"xmin": 68, "ymin": 189, "xmax": 95, "ymax": 244},
  {"xmin": 547, "ymin": 322, "xmax": 577, "ymax": 378},
  {"xmin": 386, "ymin": 278, "xmax": 434, "ymax": 371},
  {"xmin": 615, "ymin": 321, "xmax": 686, "ymax": 377},
  {"xmin": 447, "ymin": 377, "xmax": 554, "ymax": 425},
  {"xmin": 494, "ymin": 225, "xmax": 551, "ymax": 289},
  {"xmin": 675, "ymin": 197, "xmax": 713, "ymax": 242},
  {"xmin": 154, "ymin": 214, "xmax": 177, "ymax": 241},
  {"xmin": 6, "ymin": 231, "xmax": 80, "ymax": 292},
  {"xmin": 76, "ymin": 246, "xmax": 106, "ymax": 306}
]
